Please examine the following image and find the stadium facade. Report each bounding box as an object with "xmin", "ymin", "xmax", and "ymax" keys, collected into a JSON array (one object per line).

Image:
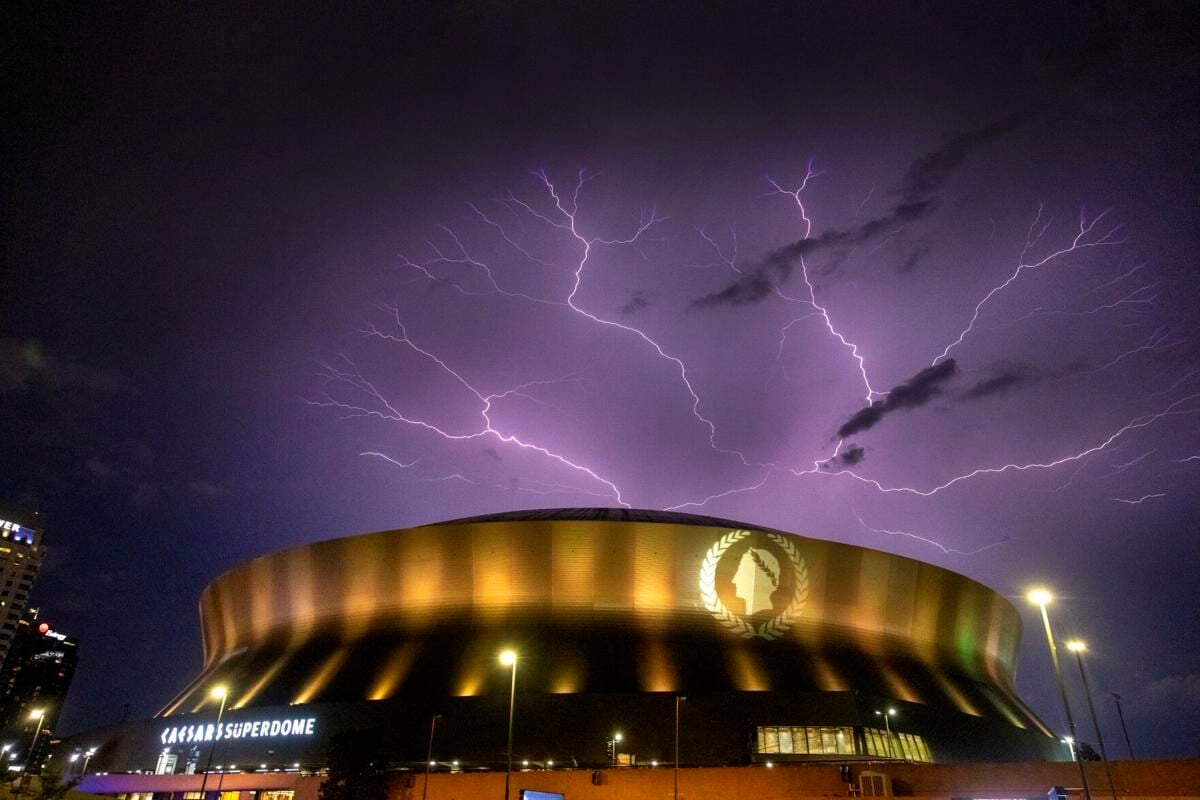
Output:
[{"xmin": 68, "ymin": 509, "xmax": 1065, "ymax": 794}]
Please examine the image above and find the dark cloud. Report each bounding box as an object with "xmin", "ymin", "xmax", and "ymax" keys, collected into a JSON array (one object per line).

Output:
[
  {"xmin": 897, "ymin": 242, "xmax": 932, "ymax": 275},
  {"xmin": 961, "ymin": 360, "xmax": 1085, "ymax": 402},
  {"xmin": 0, "ymin": 339, "xmax": 125, "ymax": 394},
  {"xmin": 963, "ymin": 363, "xmax": 1033, "ymax": 401},
  {"xmin": 837, "ymin": 360, "xmax": 957, "ymax": 438},
  {"xmin": 822, "ymin": 445, "xmax": 866, "ymax": 469},
  {"xmin": 186, "ymin": 479, "xmax": 228, "ymax": 498},
  {"xmin": 899, "ymin": 117, "xmax": 1021, "ymax": 198},
  {"xmin": 621, "ymin": 291, "xmax": 650, "ymax": 316},
  {"xmin": 695, "ymin": 118, "xmax": 1020, "ymax": 307},
  {"xmin": 86, "ymin": 457, "xmax": 119, "ymax": 479}
]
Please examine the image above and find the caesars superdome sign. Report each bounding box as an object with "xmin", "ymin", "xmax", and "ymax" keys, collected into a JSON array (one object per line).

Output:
[
  {"xmin": 700, "ymin": 529, "xmax": 809, "ymax": 640},
  {"xmin": 160, "ymin": 717, "xmax": 317, "ymax": 745}
]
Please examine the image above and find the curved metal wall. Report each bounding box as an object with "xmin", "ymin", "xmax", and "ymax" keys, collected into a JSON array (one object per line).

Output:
[{"xmin": 157, "ymin": 516, "xmax": 1042, "ymax": 736}]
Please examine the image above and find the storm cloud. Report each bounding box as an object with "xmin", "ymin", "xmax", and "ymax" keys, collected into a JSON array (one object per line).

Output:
[
  {"xmin": 694, "ymin": 118, "xmax": 1021, "ymax": 307},
  {"xmin": 837, "ymin": 360, "xmax": 958, "ymax": 438}
]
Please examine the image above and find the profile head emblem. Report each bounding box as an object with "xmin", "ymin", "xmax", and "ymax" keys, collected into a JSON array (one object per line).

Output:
[{"xmin": 700, "ymin": 530, "xmax": 808, "ymax": 640}]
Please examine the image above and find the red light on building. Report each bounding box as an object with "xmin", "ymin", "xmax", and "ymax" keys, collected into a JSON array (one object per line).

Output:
[{"xmin": 37, "ymin": 623, "xmax": 49, "ymax": 635}]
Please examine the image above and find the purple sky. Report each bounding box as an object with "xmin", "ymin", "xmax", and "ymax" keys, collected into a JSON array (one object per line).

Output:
[{"xmin": 3, "ymin": 4, "xmax": 1198, "ymax": 757}]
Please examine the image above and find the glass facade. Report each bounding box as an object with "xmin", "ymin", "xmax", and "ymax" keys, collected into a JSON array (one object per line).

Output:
[
  {"xmin": 862, "ymin": 727, "xmax": 933, "ymax": 762},
  {"xmin": 756, "ymin": 726, "xmax": 855, "ymax": 755},
  {"xmin": 756, "ymin": 725, "xmax": 932, "ymax": 762}
]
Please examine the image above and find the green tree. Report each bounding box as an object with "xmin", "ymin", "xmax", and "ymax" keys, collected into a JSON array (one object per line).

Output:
[{"xmin": 319, "ymin": 729, "xmax": 388, "ymax": 800}]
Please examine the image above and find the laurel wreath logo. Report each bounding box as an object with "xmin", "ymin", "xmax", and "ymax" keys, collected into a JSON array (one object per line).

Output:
[{"xmin": 699, "ymin": 529, "xmax": 809, "ymax": 640}]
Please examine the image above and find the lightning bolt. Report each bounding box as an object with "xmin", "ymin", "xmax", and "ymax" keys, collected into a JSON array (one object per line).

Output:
[
  {"xmin": 1111, "ymin": 493, "xmax": 1167, "ymax": 504},
  {"xmin": 512, "ymin": 168, "xmax": 768, "ymax": 467},
  {"xmin": 854, "ymin": 513, "xmax": 1008, "ymax": 556},
  {"xmin": 932, "ymin": 207, "xmax": 1124, "ymax": 366},
  {"xmin": 766, "ymin": 163, "xmax": 884, "ymax": 405},
  {"xmin": 308, "ymin": 305, "xmax": 631, "ymax": 507},
  {"xmin": 1085, "ymin": 325, "xmax": 1185, "ymax": 375},
  {"xmin": 829, "ymin": 393, "xmax": 1200, "ymax": 496}
]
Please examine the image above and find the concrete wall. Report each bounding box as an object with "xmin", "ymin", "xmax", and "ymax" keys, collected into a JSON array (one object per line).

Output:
[{"xmin": 390, "ymin": 760, "xmax": 1200, "ymax": 800}]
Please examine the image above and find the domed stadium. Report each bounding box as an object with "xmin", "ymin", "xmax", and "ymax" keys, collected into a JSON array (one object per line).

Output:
[{"xmin": 75, "ymin": 509, "xmax": 1062, "ymax": 783}]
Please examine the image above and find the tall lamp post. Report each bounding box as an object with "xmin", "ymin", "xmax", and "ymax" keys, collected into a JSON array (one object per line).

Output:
[
  {"xmin": 1111, "ymin": 693, "xmax": 1135, "ymax": 760},
  {"xmin": 25, "ymin": 709, "xmax": 46, "ymax": 772},
  {"xmin": 1066, "ymin": 641, "xmax": 1117, "ymax": 799},
  {"xmin": 198, "ymin": 685, "xmax": 229, "ymax": 800},
  {"xmin": 1027, "ymin": 589, "xmax": 1091, "ymax": 800},
  {"xmin": 81, "ymin": 748, "xmax": 96, "ymax": 776},
  {"xmin": 873, "ymin": 708, "xmax": 897, "ymax": 759},
  {"xmin": 422, "ymin": 714, "xmax": 442, "ymax": 800},
  {"xmin": 499, "ymin": 650, "xmax": 518, "ymax": 800},
  {"xmin": 607, "ymin": 732, "xmax": 623, "ymax": 767},
  {"xmin": 674, "ymin": 696, "xmax": 685, "ymax": 800}
]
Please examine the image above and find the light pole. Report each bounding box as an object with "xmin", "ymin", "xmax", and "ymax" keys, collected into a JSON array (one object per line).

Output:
[
  {"xmin": 873, "ymin": 708, "xmax": 897, "ymax": 759},
  {"xmin": 1066, "ymin": 641, "xmax": 1117, "ymax": 799},
  {"xmin": 499, "ymin": 650, "xmax": 518, "ymax": 800},
  {"xmin": 82, "ymin": 748, "xmax": 96, "ymax": 776},
  {"xmin": 607, "ymin": 732, "xmax": 623, "ymax": 767},
  {"xmin": 674, "ymin": 696, "xmax": 685, "ymax": 800},
  {"xmin": 422, "ymin": 714, "xmax": 442, "ymax": 800},
  {"xmin": 1111, "ymin": 693, "xmax": 1135, "ymax": 760},
  {"xmin": 25, "ymin": 709, "xmax": 46, "ymax": 772},
  {"xmin": 198, "ymin": 685, "xmax": 229, "ymax": 800},
  {"xmin": 1028, "ymin": 589, "xmax": 1091, "ymax": 800}
]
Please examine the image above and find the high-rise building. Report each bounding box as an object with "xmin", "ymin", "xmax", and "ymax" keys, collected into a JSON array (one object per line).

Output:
[
  {"xmin": 0, "ymin": 510, "xmax": 44, "ymax": 667},
  {"xmin": 0, "ymin": 608, "xmax": 80, "ymax": 771}
]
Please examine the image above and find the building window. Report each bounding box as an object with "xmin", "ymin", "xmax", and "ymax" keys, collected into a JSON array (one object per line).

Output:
[
  {"xmin": 862, "ymin": 727, "xmax": 933, "ymax": 763},
  {"xmin": 756, "ymin": 726, "xmax": 930, "ymax": 762},
  {"xmin": 756, "ymin": 726, "xmax": 854, "ymax": 756}
]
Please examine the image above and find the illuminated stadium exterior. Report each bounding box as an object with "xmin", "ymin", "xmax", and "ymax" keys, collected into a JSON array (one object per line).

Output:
[{"xmin": 71, "ymin": 508, "xmax": 1065, "ymax": 787}]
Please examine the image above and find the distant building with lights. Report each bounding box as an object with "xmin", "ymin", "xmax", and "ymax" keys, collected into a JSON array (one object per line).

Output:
[
  {"xmin": 0, "ymin": 509, "xmax": 45, "ymax": 667},
  {"xmin": 0, "ymin": 607, "xmax": 79, "ymax": 770},
  {"xmin": 67, "ymin": 509, "xmax": 1068, "ymax": 798}
]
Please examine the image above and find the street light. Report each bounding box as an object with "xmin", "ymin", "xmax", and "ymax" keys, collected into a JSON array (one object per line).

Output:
[
  {"xmin": 422, "ymin": 714, "xmax": 442, "ymax": 800},
  {"xmin": 198, "ymin": 685, "xmax": 229, "ymax": 800},
  {"xmin": 1027, "ymin": 589, "xmax": 1091, "ymax": 800},
  {"xmin": 674, "ymin": 695, "xmax": 686, "ymax": 800},
  {"xmin": 25, "ymin": 709, "xmax": 46, "ymax": 772},
  {"xmin": 607, "ymin": 732, "xmax": 624, "ymax": 766},
  {"xmin": 82, "ymin": 749, "xmax": 96, "ymax": 776},
  {"xmin": 499, "ymin": 649, "xmax": 518, "ymax": 800},
  {"xmin": 1066, "ymin": 640, "xmax": 1117, "ymax": 799},
  {"xmin": 873, "ymin": 708, "xmax": 897, "ymax": 759},
  {"xmin": 1111, "ymin": 692, "xmax": 1135, "ymax": 760}
]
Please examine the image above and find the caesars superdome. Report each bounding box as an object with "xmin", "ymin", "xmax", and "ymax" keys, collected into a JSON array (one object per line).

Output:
[{"xmin": 79, "ymin": 509, "xmax": 1063, "ymax": 774}]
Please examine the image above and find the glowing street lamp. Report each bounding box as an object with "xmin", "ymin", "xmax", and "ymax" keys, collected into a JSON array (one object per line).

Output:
[
  {"xmin": 499, "ymin": 649, "xmax": 518, "ymax": 800},
  {"xmin": 1066, "ymin": 640, "xmax": 1117, "ymax": 799},
  {"xmin": 25, "ymin": 709, "xmax": 46, "ymax": 772},
  {"xmin": 82, "ymin": 748, "xmax": 96, "ymax": 776},
  {"xmin": 1027, "ymin": 589, "xmax": 1091, "ymax": 800},
  {"xmin": 607, "ymin": 731, "xmax": 624, "ymax": 766},
  {"xmin": 422, "ymin": 714, "xmax": 442, "ymax": 800},
  {"xmin": 198, "ymin": 685, "xmax": 229, "ymax": 799},
  {"xmin": 874, "ymin": 708, "xmax": 897, "ymax": 759}
]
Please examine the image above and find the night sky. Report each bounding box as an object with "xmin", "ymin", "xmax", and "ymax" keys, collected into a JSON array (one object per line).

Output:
[{"xmin": 3, "ymin": 3, "xmax": 1199, "ymax": 757}]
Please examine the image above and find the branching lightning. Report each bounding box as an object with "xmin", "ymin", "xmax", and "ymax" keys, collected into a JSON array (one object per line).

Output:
[
  {"xmin": 318, "ymin": 160, "xmax": 1191, "ymax": 560},
  {"xmin": 932, "ymin": 207, "xmax": 1125, "ymax": 366}
]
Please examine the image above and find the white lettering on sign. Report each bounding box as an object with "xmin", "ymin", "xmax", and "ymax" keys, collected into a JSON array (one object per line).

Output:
[{"xmin": 159, "ymin": 717, "xmax": 317, "ymax": 745}]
